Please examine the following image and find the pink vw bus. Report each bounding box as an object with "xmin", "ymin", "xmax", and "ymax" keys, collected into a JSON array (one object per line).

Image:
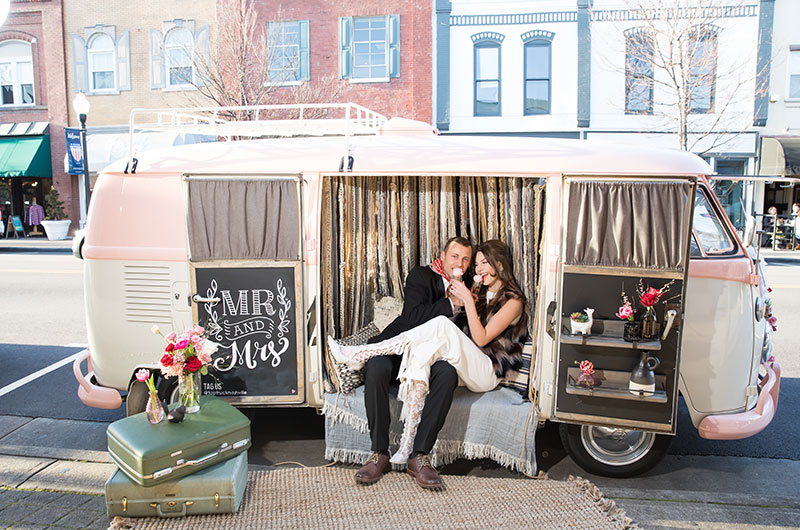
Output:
[{"xmin": 73, "ymin": 104, "xmax": 779, "ymax": 477}]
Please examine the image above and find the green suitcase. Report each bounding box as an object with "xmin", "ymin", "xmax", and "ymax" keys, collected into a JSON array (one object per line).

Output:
[
  {"xmin": 107, "ymin": 395, "xmax": 251, "ymax": 487},
  {"xmin": 105, "ymin": 452, "xmax": 248, "ymax": 518}
]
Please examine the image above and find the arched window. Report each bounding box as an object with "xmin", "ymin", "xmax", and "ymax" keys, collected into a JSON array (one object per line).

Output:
[
  {"xmin": 165, "ymin": 27, "xmax": 194, "ymax": 87},
  {"xmin": 472, "ymin": 33, "xmax": 504, "ymax": 116},
  {"xmin": 522, "ymin": 31, "xmax": 553, "ymax": 115},
  {"xmin": 625, "ymin": 29, "xmax": 653, "ymax": 114},
  {"xmin": 88, "ymin": 33, "xmax": 115, "ymax": 91},
  {"xmin": 0, "ymin": 40, "xmax": 34, "ymax": 106}
]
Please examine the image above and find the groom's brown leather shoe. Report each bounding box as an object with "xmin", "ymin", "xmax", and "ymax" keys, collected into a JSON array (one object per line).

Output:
[
  {"xmin": 354, "ymin": 452, "xmax": 391, "ymax": 484},
  {"xmin": 406, "ymin": 454, "xmax": 444, "ymax": 490}
]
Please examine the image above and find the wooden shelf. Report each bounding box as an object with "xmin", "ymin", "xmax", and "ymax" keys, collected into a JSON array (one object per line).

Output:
[
  {"xmin": 560, "ymin": 318, "xmax": 661, "ymax": 350},
  {"xmin": 565, "ymin": 367, "xmax": 667, "ymax": 403}
]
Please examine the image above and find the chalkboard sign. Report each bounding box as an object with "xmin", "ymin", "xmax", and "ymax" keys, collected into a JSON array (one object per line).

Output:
[
  {"xmin": 11, "ymin": 216, "xmax": 24, "ymax": 233},
  {"xmin": 192, "ymin": 263, "xmax": 303, "ymax": 404}
]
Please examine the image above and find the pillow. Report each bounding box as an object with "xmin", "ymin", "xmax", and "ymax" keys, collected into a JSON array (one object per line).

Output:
[
  {"xmin": 499, "ymin": 342, "xmax": 533, "ymax": 398},
  {"xmin": 372, "ymin": 296, "xmax": 403, "ymax": 332}
]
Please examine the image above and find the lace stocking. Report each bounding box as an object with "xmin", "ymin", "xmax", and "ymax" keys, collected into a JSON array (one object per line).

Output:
[
  {"xmin": 328, "ymin": 335, "xmax": 408, "ymax": 368},
  {"xmin": 390, "ymin": 380, "xmax": 427, "ymax": 465}
]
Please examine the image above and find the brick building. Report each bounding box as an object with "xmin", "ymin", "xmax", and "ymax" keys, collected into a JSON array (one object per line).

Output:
[
  {"xmin": 248, "ymin": 0, "xmax": 432, "ymax": 122},
  {"xmin": 0, "ymin": 0, "xmax": 72, "ymax": 234},
  {"xmin": 61, "ymin": 0, "xmax": 217, "ymax": 230}
]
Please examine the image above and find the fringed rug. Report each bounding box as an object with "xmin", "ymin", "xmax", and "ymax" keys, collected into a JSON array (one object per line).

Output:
[{"xmin": 126, "ymin": 467, "xmax": 637, "ymax": 529}]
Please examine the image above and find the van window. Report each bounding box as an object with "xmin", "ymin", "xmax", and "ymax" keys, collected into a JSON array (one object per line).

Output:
[
  {"xmin": 693, "ymin": 188, "xmax": 735, "ymax": 255},
  {"xmin": 690, "ymin": 234, "xmax": 702, "ymax": 257}
]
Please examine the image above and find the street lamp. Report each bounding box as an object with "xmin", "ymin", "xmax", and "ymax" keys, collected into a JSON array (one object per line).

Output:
[{"xmin": 73, "ymin": 93, "xmax": 91, "ymax": 221}]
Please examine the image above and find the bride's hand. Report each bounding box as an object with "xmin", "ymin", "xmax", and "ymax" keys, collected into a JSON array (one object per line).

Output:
[{"xmin": 448, "ymin": 280, "xmax": 472, "ymax": 305}]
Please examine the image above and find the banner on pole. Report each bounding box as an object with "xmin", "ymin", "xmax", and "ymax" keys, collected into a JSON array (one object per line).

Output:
[{"xmin": 65, "ymin": 128, "xmax": 84, "ymax": 175}]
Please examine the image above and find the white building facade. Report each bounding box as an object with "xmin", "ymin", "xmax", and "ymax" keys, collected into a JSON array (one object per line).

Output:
[{"xmin": 434, "ymin": 0, "xmax": 772, "ymax": 178}]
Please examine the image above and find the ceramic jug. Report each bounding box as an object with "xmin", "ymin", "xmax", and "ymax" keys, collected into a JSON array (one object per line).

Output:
[{"xmin": 629, "ymin": 352, "xmax": 660, "ymax": 395}]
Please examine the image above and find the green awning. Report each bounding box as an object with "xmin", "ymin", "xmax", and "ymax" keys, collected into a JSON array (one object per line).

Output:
[{"xmin": 0, "ymin": 135, "xmax": 52, "ymax": 177}]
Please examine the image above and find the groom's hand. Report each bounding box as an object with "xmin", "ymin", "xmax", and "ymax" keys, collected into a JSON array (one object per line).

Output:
[{"xmin": 447, "ymin": 285, "xmax": 464, "ymax": 310}]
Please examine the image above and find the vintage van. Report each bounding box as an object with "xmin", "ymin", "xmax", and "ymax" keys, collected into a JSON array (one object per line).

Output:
[{"xmin": 73, "ymin": 104, "xmax": 780, "ymax": 477}]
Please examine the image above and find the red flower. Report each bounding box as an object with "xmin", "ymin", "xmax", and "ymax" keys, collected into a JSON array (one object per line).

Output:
[
  {"xmin": 165, "ymin": 343, "xmax": 175, "ymax": 352},
  {"xmin": 640, "ymin": 287, "xmax": 661, "ymax": 307},
  {"xmin": 160, "ymin": 354, "xmax": 174, "ymax": 366},
  {"xmin": 185, "ymin": 356, "xmax": 203, "ymax": 373}
]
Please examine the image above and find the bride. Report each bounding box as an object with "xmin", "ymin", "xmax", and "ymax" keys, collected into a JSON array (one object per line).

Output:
[{"xmin": 328, "ymin": 239, "xmax": 528, "ymax": 465}]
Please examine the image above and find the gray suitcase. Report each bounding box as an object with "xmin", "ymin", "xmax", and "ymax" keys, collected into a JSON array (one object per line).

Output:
[{"xmin": 105, "ymin": 451, "xmax": 248, "ymax": 518}]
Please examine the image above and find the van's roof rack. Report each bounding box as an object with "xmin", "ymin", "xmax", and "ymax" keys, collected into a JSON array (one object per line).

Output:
[{"xmin": 126, "ymin": 102, "xmax": 387, "ymax": 172}]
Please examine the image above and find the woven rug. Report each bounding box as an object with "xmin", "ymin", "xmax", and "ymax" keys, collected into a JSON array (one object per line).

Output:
[{"xmin": 128, "ymin": 467, "xmax": 637, "ymax": 529}]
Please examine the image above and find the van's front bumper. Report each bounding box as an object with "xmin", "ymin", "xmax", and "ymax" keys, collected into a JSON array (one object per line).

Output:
[
  {"xmin": 73, "ymin": 349, "xmax": 123, "ymax": 409},
  {"xmin": 698, "ymin": 358, "xmax": 780, "ymax": 440}
]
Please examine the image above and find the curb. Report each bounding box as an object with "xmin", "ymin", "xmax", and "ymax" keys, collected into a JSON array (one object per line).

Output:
[
  {"xmin": 0, "ymin": 445, "xmax": 111, "ymax": 464},
  {"xmin": 0, "ymin": 246, "xmax": 73, "ymax": 254}
]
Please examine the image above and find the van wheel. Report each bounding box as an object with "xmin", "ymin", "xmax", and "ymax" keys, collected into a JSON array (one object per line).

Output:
[
  {"xmin": 158, "ymin": 377, "xmax": 180, "ymax": 405},
  {"xmin": 559, "ymin": 423, "xmax": 671, "ymax": 478},
  {"xmin": 125, "ymin": 380, "xmax": 149, "ymax": 416}
]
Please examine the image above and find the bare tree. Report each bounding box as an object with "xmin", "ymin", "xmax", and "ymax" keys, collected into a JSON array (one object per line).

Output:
[
  {"xmin": 183, "ymin": 0, "xmax": 344, "ymax": 122},
  {"xmin": 611, "ymin": 0, "xmax": 764, "ymax": 153}
]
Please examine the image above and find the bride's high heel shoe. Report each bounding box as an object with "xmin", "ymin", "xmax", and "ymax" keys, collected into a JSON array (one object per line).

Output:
[{"xmin": 326, "ymin": 336, "xmax": 364, "ymax": 369}]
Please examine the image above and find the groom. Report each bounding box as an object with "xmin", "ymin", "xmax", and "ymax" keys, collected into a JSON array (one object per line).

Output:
[{"xmin": 356, "ymin": 236, "xmax": 473, "ymax": 489}]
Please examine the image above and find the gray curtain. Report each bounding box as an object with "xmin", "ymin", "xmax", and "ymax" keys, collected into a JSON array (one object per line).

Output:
[
  {"xmin": 187, "ymin": 178, "xmax": 300, "ymax": 261},
  {"xmin": 565, "ymin": 180, "xmax": 691, "ymax": 271}
]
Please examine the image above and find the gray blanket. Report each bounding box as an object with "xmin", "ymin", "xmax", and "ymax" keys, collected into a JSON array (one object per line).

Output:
[{"xmin": 322, "ymin": 386, "xmax": 538, "ymax": 476}]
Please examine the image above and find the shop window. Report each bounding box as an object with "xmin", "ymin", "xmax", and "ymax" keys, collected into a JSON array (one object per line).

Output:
[
  {"xmin": 71, "ymin": 25, "xmax": 131, "ymax": 94},
  {"xmin": 624, "ymin": 29, "xmax": 653, "ymax": 114},
  {"xmin": 267, "ymin": 20, "xmax": 309, "ymax": 84},
  {"xmin": 339, "ymin": 15, "xmax": 400, "ymax": 81},
  {"xmin": 0, "ymin": 40, "xmax": 35, "ymax": 106},
  {"xmin": 149, "ymin": 19, "xmax": 210, "ymax": 90},
  {"xmin": 472, "ymin": 33, "xmax": 503, "ymax": 116}
]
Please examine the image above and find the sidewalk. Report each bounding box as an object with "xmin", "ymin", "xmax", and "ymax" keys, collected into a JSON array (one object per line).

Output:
[
  {"xmin": 0, "ymin": 235, "xmax": 74, "ymax": 253},
  {"xmin": 2, "ymin": 413, "xmax": 799, "ymax": 529}
]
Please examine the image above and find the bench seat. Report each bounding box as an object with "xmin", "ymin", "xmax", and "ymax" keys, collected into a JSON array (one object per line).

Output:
[{"xmin": 322, "ymin": 385, "xmax": 538, "ymax": 475}]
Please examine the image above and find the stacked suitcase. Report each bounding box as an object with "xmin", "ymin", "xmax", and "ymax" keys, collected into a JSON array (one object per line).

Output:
[{"xmin": 104, "ymin": 395, "xmax": 252, "ymax": 518}]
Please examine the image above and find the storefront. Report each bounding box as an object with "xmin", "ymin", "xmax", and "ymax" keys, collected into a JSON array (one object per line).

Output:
[
  {"xmin": 0, "ymin": 122, "xmax": 52, "ymax": 236},
  {"xmin": 759, "ymin": 136, "xmax": 800, "ymax": 214}
]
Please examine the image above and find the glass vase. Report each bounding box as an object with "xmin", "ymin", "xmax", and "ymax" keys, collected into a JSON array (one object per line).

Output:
[
  {"xmin": 145, "ymin": 391, "xmax": 165, "ymax": 424},
  {"xmin": 576, "ymin": 371, "xmax": 595, "ymax": 388},
  {"xmin": 623, "ymin": 320, "xmax": 640, "ymax": 342},
  {"xmin": 179, "ymin": 372, "xmax": 201, "ymax": 413},
  {"xmin": 640, "ymin": 307, "xmax": 658, "ymax": 339}
]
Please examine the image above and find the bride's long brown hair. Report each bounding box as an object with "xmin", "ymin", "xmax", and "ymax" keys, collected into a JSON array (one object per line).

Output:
[{"xmin": 475, "ymin": 239, "xmax": 527, "ymax": 306}]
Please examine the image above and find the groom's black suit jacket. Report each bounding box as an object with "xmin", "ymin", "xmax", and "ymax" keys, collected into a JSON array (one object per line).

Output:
[{"xmin": 369, "ymin": 266, "xmax": 464, "ymax": 344}]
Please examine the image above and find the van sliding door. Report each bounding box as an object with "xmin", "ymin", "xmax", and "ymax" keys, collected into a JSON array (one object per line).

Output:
[
  {"xmin": 553, "ymin": 176, "xmax": 695, "ymax": 433},
  {"xmin": 185, "ymin": 174, "xmax": 305, "ymax": 405}
]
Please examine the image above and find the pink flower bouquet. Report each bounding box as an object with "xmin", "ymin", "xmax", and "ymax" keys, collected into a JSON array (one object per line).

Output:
[{"xmin": 152, "ymin": 325, "xmax": 219, "ymax": 379}]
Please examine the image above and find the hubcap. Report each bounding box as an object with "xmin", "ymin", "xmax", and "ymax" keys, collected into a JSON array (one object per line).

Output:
[{"xmin": 581, "ymin": 425, "xmax": 655, "ymax": 467}]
